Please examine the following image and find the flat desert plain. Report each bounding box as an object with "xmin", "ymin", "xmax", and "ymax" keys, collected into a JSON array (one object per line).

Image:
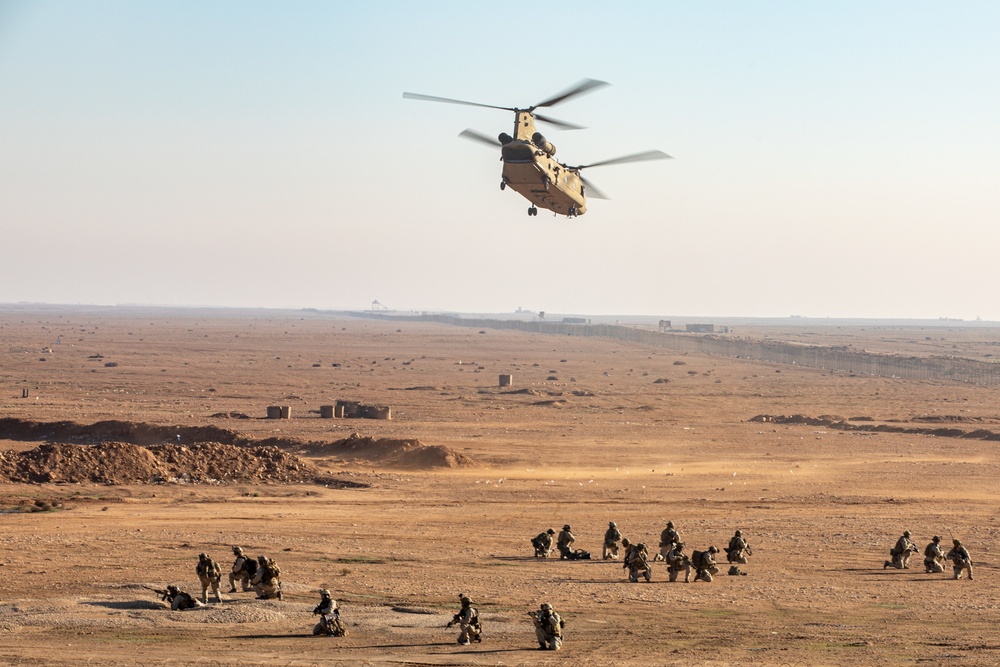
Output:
[{"xmin": 2, "ymin": 308, "xmax": 999, "ymax": 667}]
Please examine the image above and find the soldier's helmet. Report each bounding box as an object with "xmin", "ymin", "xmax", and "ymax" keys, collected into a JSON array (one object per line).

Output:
[
  {"xmin": 540, "ymin": 603, "xmax": 552, "ymax": 611},
  {"xmin": 563, "ymin": 524, "xmax": 571, "ymax": 531},
  {"xmin": 167, "ymin": 585, "xmax": 179, "ymax": 593},
  {"xmin": 320, "ymin": 589, "xmax": 331, "ymax": 597},
  {"xmin": 903, "ymin": 531, "xmax": 911, "ymax": 538},
  {"xmin": 735, "ymin": 530, "xmax": 742, "ymax": 537},
  {"xmin": 953, "ymin": 539, "xmax": 961, "ymax": 545},
  {"xmin": 709, "ymin": 546, "xmax": 719, "ymax": 553},
  {"xmin": 622, "ymin": 538, "xmax": 631, "ymax": 547},
  {"xmin": 676, "ymin": 541, "xmax": 685, "ymax": 548},
  {"xmin": 258, "ymin": 555, "xmax": 267, "ymax": 564},
  {"xmin": 637, "ymin": 542, "xmax": 646, "ymax": 550},
  {"xmin": 199, "ymin": 553, "xmax": 207, "ymax": 560},
  {"xmin": 932, "ymin": 536, "xmax": 941, "ymax": 543},
  {"xmin": 233, "ymin": 546, "xmax": 243, "ymax": 555},
  {"xmin": 546, "ymin": 528, "xmax": 555, "ymax": 535},
  {"xmin": 666, "ymin": 521, "xmax": 674, "ymax": 528},
  {"xmin": 460, "ymin": 595, "xmax": 471, "ymax": 606},
  {"xmin": 609, "ymin": 521, "xmax": 616, "ymax": 527}
]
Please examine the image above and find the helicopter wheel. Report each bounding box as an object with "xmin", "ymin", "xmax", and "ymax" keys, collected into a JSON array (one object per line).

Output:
[
  {"xmin": 528, "ymin": 206, "xmax": 537, "ymax": 216},
  {"xmin": 500, "ymin": 181, "xmax": 506, "ymax": 191}
]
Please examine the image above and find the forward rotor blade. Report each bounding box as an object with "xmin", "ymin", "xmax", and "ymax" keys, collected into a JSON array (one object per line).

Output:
[
  {"xmin": 580, "ymin": 175, "xmax": 609, "ymax": 200},
  {"xmin": 577, "ymin": 149, "xmax": 673, "ymax": 170},
  {"xmin": 533, "ymin": 113, "xmax": 586, "ymax": 130},
  {"xmin": 458, "ymin": 129, "xmax": 501, "ymax": 147},
  {"xmin": 403, "ymin": 91, "xmax": 513, "ymax": 112},
  {"xmin": 535, "ymin": 78, "xmax": 610, "ymax": 109}
]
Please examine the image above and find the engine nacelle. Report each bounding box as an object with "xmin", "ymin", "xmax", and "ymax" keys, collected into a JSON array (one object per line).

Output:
[
  {"xmin": 498, "ymin": 133, "xmax": 513, "ymax": 145},
  {"xmin": 531, "ymin": 132, "xmax": 556, "ymax": 157}
]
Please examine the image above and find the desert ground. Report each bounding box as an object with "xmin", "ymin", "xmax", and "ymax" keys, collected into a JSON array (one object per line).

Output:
[{"xmin": 2, "ymin": 306, "xmax": 999, "ymax": 667}]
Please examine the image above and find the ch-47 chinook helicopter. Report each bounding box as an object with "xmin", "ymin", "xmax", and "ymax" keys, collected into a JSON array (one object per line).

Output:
[{"xmin": 403, "ymin": 79, "xmax": 672, "ymax": 218}]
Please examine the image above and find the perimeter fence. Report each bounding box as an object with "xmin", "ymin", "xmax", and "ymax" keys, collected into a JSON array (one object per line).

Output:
[{"xmin": 350, "ymin": 313, "xmax": 1000, "ymax": 387}]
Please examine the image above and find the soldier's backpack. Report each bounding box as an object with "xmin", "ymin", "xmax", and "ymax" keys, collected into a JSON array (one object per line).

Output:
[
  {"xmin": 691, "ymin": 550, "xmax": 705, "ymax": 568},
  {"xmin": 245, "ymin": 558, "xmax": 258, "ymax": 578}
]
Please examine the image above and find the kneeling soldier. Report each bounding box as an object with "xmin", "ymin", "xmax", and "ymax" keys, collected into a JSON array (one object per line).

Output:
[
  {"xmin": 667, "ymin": 541, "xmax": 692, "ymax": 583},
  {"xmin": 531, "ymin": 602, "xmax": 564, "ymax": 650},
  {"xmin": 946, "ymin": 539, "xmax": 974, "ymax": 580},
  {"xmin": 924, "ymin": 536, "xmax": 945, "ymax": 573},
  {"xmin": 312, "ymin": 589, "xmax": 346, "ymax": 636},
  {"xmin": 693, "ymin": 546, "xmax": 720, "ymax": 582},
  {"xmin": 447, "ymin": 594, "xmax": 482, "ymax": 645}
]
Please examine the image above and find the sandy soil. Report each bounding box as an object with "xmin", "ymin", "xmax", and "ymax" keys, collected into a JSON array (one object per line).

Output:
[{"xmin": 1, "ymin": 307, "xmax": 999, "ymax": 667}]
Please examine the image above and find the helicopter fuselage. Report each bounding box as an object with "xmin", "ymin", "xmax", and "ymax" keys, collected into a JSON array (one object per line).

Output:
[{"xmin": 499, "ymin": 111, "xmax": 587, "ymax": 217}]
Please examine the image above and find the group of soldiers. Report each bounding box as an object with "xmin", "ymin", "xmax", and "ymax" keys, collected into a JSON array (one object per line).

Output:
[
  {"xmin": 153, "ymin": 526, "xmax": 974, "ymax": 651},
  {"xmin": 158, "ymin": 546, "xmax": 285, "ymax": 611},
  {"xmin": 533, "ymin": 520, "xmax": 752, "ymax": 584},
  {"xmin": 447, "ymin": 594, "xmax": 564, "ymax": 651},
  {"xmin": 884, "ymin": 531, "xmax": 974, "ymax": 580}
]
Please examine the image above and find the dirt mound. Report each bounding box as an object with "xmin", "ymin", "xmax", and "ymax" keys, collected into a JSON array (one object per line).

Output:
[
  {"xmin": 748, "ymin": 414, "xmax": 1000, "ymax": 442},
  {"xmin": 0, "ymin": 418, "xmax": 477, "ymax": 474},
  {"xmin": 0, "ymin": 418, "xmax": 246, "ymax": 447},
  {"xmin": 308, "ymin": 434, "xmax": 476, "ymax": 469},
  {"xmin": 0, "ymin": 441, "xmax": 348, "ymax": 485}
]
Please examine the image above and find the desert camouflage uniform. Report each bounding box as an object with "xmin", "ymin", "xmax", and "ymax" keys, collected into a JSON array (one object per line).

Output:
[
  {"xmin": 924, "ymin": 537, "xmax": 945, "ymax": 573},
  {"xmin": 164, "ymin": 585, "xmax": 204, "ymax": 611},
  {"xmin": 532, "ymin": 529, "xmax": 555, "ymax": 558},
  {"xmin": 657, "ymin": 522, "xmax": 680, "ymax": 561},
  {"xmin": 624, "ymin": 542, "xmax": 652, "ymax": 582},
  {"xmin": 449, "ymin": 595, "xmax": 482, "ymax": 645},
  {"xmin": 946, "ymin": 541, "xmax": 974, "ymax": 580},
  {"xmin": 603, "ymin": 522, "xmax": 623, "ymax": 560},
  {"xmin": 252, "ymin": 556, "xmax": 282, "ymax": 600},
  {"xmin": 667, "ymin": 542, "xmax": 692, "ymax": 582},
  {"xmin": 726, "ymin": 530, "xmax": 749, "ymax": 564},
  {"xmin": 693, "ymin": 546, "xmax": 720, "ymax": 582},
  {"xmin": 313, "ymin": 590, "xmax": 346, "ymax": 636},
  {"xmin": 196, "ymin": 553, "xmax": 222, "ymax": 603},
  {"xmin": 557, "ymin": 526, "xmax": 576, "ymax": 560},
  {"xmin": 532, "ymin": 603, "xmax": 563, "ymax": 650},
  {"xmin": 229, "ymin": 546, "xmax": 254, "ymax": 592},
  {"xmin": 885, "ymin": 531, "xmax": 917, "ymax": 569}
]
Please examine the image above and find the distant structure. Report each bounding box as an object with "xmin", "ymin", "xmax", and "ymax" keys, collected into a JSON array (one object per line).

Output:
[
  {"xmin": 658, "ymin": 320, "xmax": 671, "ymax": 332},
  {"xmin": 561, "ymin": 317, "xmax": 588, "ymax": 324},
  {"xmin": 499, "ymin": 374, "xmax": 513, "ymax": 387},
  {"xmin": 685, "ymin": 323, "xmax": 729, "ymax": 334},
  {"xmin": 335, "ymin": 399, "xmax": 392, "ymax": 420},
  {"xmin": 371, "ymin": 300, "xmax": 389, "ymax": 311}
]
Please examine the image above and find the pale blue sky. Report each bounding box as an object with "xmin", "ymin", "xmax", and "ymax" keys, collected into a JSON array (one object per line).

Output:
[{"xmin": 2, "ymin": 1, "xmax": 998, "ymax": 319}]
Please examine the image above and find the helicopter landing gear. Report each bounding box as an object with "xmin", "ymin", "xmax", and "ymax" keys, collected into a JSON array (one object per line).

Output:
[
  {"xmin": 567, "ymin": 206, "xmax": 577, "ymax": 218},
  {"xmin": 528, "ymin": 206, "xmax": 538, "ymax": 216},
  {"xmin": 500, "ymin": 181, "xmax": 506, "ymax": 191}
]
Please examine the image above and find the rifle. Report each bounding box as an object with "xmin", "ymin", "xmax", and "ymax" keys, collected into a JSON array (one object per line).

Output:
[
  {"xmin": 446, "ymin": 612, "xmax": 462, "ymax": 628},
  {"xmin": 143, "ymin": 585, "xmax": 171, "ymax": 601}
]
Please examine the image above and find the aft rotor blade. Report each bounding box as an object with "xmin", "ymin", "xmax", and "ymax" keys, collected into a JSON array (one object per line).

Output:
[
  {"xmin": 458, "ymin": 129, "xmax": 501, "ymax": 147},
  {"xmin": 580, "ymin": 175, "xmax": 610, "ymax": 200},
  {"xmin": 533, "ymin": 113, "xmax": 586, "ymax": 130},
  {"xmin": 403, "ymin": 91, "xmax": 513, "ymax": 112},
  {"xmin": 577, "ymin": 150, "xmax": 673, "ymax": 170},
  {"xmin": 535, "ymin": 78, "xmax": 610, "ymax": 109}
]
